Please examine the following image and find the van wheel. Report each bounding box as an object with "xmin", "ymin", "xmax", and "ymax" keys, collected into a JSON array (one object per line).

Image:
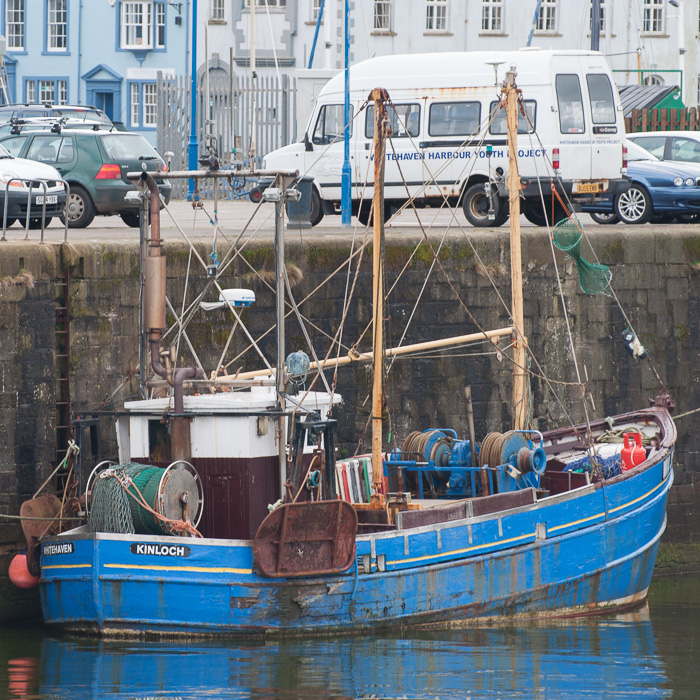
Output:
[
  {"xmin": 310, "ymin": 188, "xmax": 324, "ymax": 226},
  {"xmin": 61, "ymin": 185, "xmax": 96, "ymax": 228},
  {"xmin": 462, "ymin": 183, "xmax": 504, "ymax": 227},
  {"xmin": 614, "ymin": 185, "xmax": 652, "ymax": 225},
  {"xmin": 20, "ymin": 217, "xmax": 52, "ymax": 230},
  {"xmin": 120, "ymin": 212, "xmax": 142, "ymax": 228},
  {"xmin": 523, "ymin": 198, "xmax": 566, "ymax": 227},
  {"xmin": 357, "ymin": 201, "xmax": 393, "ymax": 226}
]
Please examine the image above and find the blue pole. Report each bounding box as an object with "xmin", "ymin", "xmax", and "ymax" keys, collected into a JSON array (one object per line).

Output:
[
  {"xmin": 307, "ymin": 0, "xmax": 326, "ymax": 69},
  {"xmin": 188, "ymin": 0, "xmax": 198, "ymax": 200},
  {"xmin": 526, "ymin": 0, "xmax": 543, "ymax": 47},
  {"xmin": 341, "ymin": 0, "xmax": 351, "ymax": 227}
]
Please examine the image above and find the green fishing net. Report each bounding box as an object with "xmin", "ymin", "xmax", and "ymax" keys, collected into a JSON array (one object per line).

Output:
[{"xmin": 552, "ymin": 217, "xmax": 612, "ymax": 295}]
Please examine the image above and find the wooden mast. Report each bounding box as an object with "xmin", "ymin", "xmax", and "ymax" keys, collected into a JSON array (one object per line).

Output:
[
  {"xmin": 370, "ymin": 87, "xmax": 390, "ymax": 505},
  {"xmin": 504, "ymin": 65, "xmax": 528, "ymax": 430}
]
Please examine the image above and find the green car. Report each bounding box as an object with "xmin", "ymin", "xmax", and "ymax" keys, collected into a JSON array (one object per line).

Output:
[{"xmin": 0, "ymin": 128, "xmax": 171, "ymax": 227}]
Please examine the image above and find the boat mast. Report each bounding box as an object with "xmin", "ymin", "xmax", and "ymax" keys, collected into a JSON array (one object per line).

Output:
[
  {"xmin": 370, "ymin": 87, "xmax": 389, "ymax": 504},
  {"xmin": 504, "ymin": 66, "xmax": 528, "ymax": 430}
]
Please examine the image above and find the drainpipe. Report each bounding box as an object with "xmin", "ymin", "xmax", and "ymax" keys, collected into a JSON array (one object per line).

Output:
[
  {"xmin": 141, "ymin": 172, "xmax": 204, "ymax": 461},
  {"xmin": 78, "ymin": 0, "xmax": 83, "ymax": 102}
]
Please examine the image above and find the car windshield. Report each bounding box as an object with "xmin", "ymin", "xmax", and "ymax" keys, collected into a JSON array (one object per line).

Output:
[
  {"xmin": 626, "ymin": 140, "xmax": 659, "ymax": 162},
  {"xmin": 100, "ymin": 133, "xmax": 160, "ymax": 161}
]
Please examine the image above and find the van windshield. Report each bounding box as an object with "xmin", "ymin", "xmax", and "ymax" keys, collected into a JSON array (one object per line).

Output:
[
  {"xmin": 312, "ymin": 104, "xmax": 353, "ymax": 145},
  {"xmin": 365, "ymin": 104, "xmax": 420, "ymax": 139},
  {"xmin": 586, "ymin": 74, "xmax": 616, "ymax": 124}
]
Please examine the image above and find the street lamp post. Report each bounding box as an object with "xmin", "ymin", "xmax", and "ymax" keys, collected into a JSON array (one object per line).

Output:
[{"xmin": 188, "ymin": 0, "xmax": 199, "ymax": 200}]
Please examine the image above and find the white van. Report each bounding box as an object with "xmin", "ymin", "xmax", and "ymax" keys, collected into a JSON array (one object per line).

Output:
[{"xmin": 263, "ymin": 48, "xmax": 628, "ymax": 227}]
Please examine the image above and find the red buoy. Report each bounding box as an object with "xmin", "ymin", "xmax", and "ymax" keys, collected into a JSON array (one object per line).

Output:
[
  {"xmin": 8, "ymin": 553, "xmax": 40, "ymax": 589},
  {"xmin": 621, "ymin": 432, "xmax": 646, "ymax": 472}
]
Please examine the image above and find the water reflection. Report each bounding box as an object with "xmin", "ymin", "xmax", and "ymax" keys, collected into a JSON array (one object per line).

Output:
[{"xmin": 1, "ymin": 606, "xmax": 672, "ymax": 700}]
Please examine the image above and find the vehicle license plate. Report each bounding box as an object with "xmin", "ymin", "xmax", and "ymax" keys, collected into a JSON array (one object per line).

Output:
[
  {"xmin": 575, "ymin": 183, "xmax": 601, "ymax": 194},
  {"xmin": 35, "ymin": 195, "xmax": 58, "ymax": 204}
]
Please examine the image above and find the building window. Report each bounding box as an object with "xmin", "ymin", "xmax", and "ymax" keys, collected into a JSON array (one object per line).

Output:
[
  {"xmin": 155, "ymin": 2, "xmax": 165, "ymax": 47},
  {"xmin": 210, "ymin": 0, "xmax": 224, "ymax": 20},
  {"xmin": 374, "ymin": 0, "xmax": 391, "ymax": 31},
  {"xmin": 245, "ymin": 0, "xmax": 286, "ymax": 7},
  {"xmin": 425, "ymin": 0, "xmax": 447, "ymax": 31},
  {"xmin": 311, "ymin": 0, "xmax": 322, "ymax": 22},
  {"xmin": 121, "ymin": 1, "xmax": 153, "ymax": 49},
  {"xmin": 47, "ymin": 0, "xmax": 68, "ymax": 51},
  {"xmin": 589, "ymin": 0, "xmax": 605, "ymax": 35},
  {"xmin": 130, "ymin": 82, "xmax": 139, "ymax": 126},
  {"xmin": 143, "ymin": 83, "xmax": 157, "ymax": 127},
  {"xmin": 39, "ymin": 80, "xmax": 55, "ymax": 104},
  {"xmin": 643, "ymin": 0, "xmax": 664, "ymax": 34},
  {"xmin": 26, "ymin": 81, "xmax": 35, "ymax": 102},
  {"xmin": 6, "ymin": 0, "xmax": 24, "ymax": 50},
  {"xmin": 536, "ymin": 0, "xmax": 557, "ymax": 32},
  {"xmin": 129, "ymin": 82, "xmax": 157, "ymax": 128},
  {"xmin": 481, "ymin": 0, "xmax": 502, "ymax": 32},
  {"xmin": 57, "ymin": 79, "xmax": 67, "ymax": 105}
]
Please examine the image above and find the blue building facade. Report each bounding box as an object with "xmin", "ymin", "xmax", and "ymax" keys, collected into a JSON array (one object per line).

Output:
[{"xmin": 0, "ymin": 0, "xmax": 191, "ymax": 143}]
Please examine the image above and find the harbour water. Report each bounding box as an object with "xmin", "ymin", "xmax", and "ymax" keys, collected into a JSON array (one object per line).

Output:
[{"xmin": 1, "ymin": 574, "xmax": 698, "ymax": 699}]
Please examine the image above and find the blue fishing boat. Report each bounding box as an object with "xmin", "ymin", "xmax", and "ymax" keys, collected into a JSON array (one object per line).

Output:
[{"xmin": 28, "ymin": 73, "xmax": 676, "ymax": 636}]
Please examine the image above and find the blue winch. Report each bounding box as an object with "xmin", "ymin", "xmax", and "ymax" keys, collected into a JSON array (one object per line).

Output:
[{"xmin": 385, "ymin": 428, "xmax": 546, "ymax": 498}]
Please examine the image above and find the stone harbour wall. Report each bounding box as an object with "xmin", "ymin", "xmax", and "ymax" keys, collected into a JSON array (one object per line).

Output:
[{"xmin": 0, "ymin": 229, "xmax": 699, "ymax": 619}]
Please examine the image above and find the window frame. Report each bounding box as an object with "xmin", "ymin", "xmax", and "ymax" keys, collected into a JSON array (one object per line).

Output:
[
  {"xmin": 425, "ymin": 0, "xmax": 448, "ymax": 32},
  {"xmin": 642, "ymin": 0, "xmax": 664, "ymax": 35},
  {"xmin": 128, "ymin": 80, "xmax": 158, "ymax": 130},
  {"xmin": 586, "ymin": 74, "xmax": 616, "ymax": 125},
  {"xmin": 555, "ymin": 74, "xmax": 586, "ymax": 135},
  {"xmin": 23, "ymin": 77, "xmax": 69, "ymax": 106},
  {"xmin": 244, "ymin": 0, "xmax": 286, "ymax": 7},
  {"xmin": 5, "ymin": 0, "xmax": 25, "ymax": 52},
  {"xmin": 210, "ymin": 0, "xmax": 224, "ymax": 21},
  {"xmin": 46, "ymin": 0, "xmax": 68, "ymax": 52},
  {"xmin": 374, "ymin": 0, "xmax": 392, "ymax": 32},
  {"xmin": 312, "ymin": 103, "xmax": 354, "ymax": 146},
  {"xmin": 119, "ymin": 1, "xmax": 166, "ymax": 52},
  {"xmin": 365, "ymin": 103, "xmax": 421, "ymax": 140},
  {"xmin": 488, "ymin": 99, "xmax": 537, "ymax": 135},
  {"xmin": 589, "ymin": 0, "xmax": 606, "ymax": 36},
  {"xmin": 535, "ymin": 0, "xmax": 558, "ymax": 33},
  {"xmin": 481, "ymin": 0, "xmax": 503, "ymax": 33}
]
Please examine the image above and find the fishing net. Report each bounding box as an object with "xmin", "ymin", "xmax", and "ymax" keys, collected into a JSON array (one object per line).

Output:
[
  {"xmin": 553, "ymin": 217, "xmax": 612, "ymax": 296},
  {"xmin": 563, "ymin": 453, "xmax": 621, "ymax": 480},
  {"xmin": 89, "ymin": 463, "xmax": 164, "ymax": 535}
]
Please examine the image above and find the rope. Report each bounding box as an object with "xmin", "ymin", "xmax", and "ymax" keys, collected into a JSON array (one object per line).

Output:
[{"xmin": 33, "ymin": 440, "xmax": 80, "ymax": 499}]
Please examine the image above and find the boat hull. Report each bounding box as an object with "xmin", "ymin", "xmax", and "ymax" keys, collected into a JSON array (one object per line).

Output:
[{"xmin": 39, "ymin": 448, "xmax": 673, "ymax": 636}]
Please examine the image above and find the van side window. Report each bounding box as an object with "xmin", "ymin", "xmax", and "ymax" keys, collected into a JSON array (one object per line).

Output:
[
  {"xmin": 366, "ymin": 103, "xmax": 420, "ymax": 139},
  {"xmin": 429, "ymin": 102, "xmax": 481, "ymax": 137},
  {"xmin": 488, "ymin": 100, "xmax": 536, "ymax": 135},
  {"xmin": 586, "ymin": 74, "xmax": 616, "ymax": 124},
  {"xmin": 312, "ymin": 104, "xmax": 353, "ymax": 145},
  {"xmin": 556, "ymin": 74, "xmax": 585, "ymax": 134}
]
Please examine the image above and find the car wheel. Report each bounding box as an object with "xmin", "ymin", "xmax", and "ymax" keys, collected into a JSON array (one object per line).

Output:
[
  {"xmin": 614, "ymin": 184, "xmax": 652, "ymax": 225},
  {"xmin": 462, "ymin": 183, "xmax": 504, "ymax": 227},
  {"xmin": 309, "ymin": 187, "xmax": 324, "ymax": 226},
  {"xmin": 20, "ymin": 217, "xmax": 52, "ymax": 230},
  {"xmin": 589, "ymin": 212, "xmax": 620, "ymax": 225},
  {"xmin": 248, "ymin": 187, "xmax": 263, "ymax": 204},
  {"xmin": 120, "ymin": 212, "xmax": 142, "ymax": 228},
  {"xmin": 61, "ymin": 185, "xmax": 96, "ymax": 228}
]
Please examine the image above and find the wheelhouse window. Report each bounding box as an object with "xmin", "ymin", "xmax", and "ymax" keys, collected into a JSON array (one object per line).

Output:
[
  {"xmin": 47, "ymin": 0, "xmax": 68, "ymax": 51},
  {"xmin": 429, "ymin": 102, "xmax": 481, "ymax": 137},
  {"xmin": 586, "ymin": 74, "xmax": 615, "ymax": 124},
  {"xmin": 374, "ymin": 0, "xmax": 392, "ymax": 31},
  {"xmin": 556, "ymin": 74, "xmax": 585, "ymax": 134},
  {"xmin": 536, "ymin": 0, "xmax": 557, "ymax": 32},
  {"xmin": 312, "ymin": 104, "xmax": 353, "ymax": 145},
  {"xmin": 489, "ymin": 99, "xmax": 536, "ymax": 134},
  {"xmin": 643, "ymin": 0, "xmax": 664, "ymax": 34},
  {"xmin": 6, "ymin": 0, "xmax": 25, "ymax": 50},
  {"xmin": 481, "ymin": 0, "xmax": 503, "ymax": 32},
  {"xmin": 425, "ymin": 0, "xmax": 447, "ymax": 31},
  {"xmin": 365, "ymin": 103, "xmax": 420, "ymax": 139}
]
